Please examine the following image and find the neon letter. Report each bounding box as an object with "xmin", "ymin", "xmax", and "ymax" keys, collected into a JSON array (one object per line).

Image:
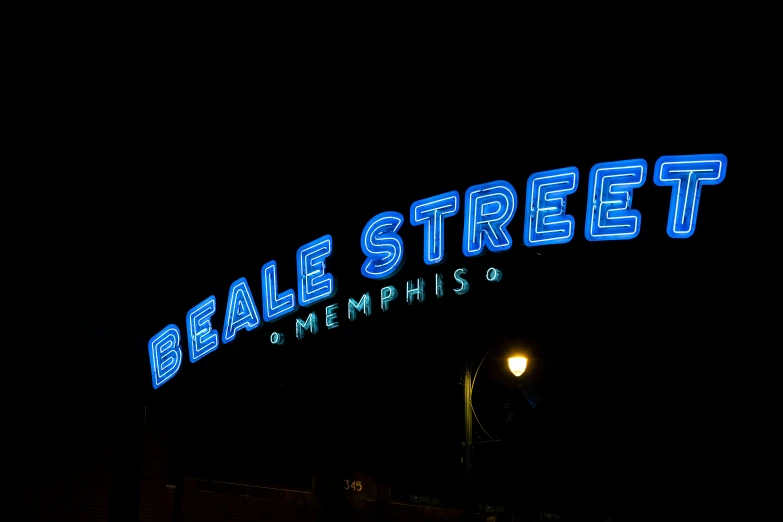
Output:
[
  {"xmin": 435, "ymin": 273, "xmax": 443, "ymax": 299},
  {"xmin": 406, "ymin": 278, "xmax": 424, "ymax": 305},
  {"xmin": 261, "ymin": 260, "xmax": 297, "ymax": 322},
  {"xmin": 523, "ymin": 167, "xmax": 579, "ymax": 246},
  {"xmin": 186, "ymin": 296, "xmax": 219, "ymax": 363},
  {"xmin": 222, "ymin": 277, "xmax": 261, "ymax": 344},
  {"xmin": 585, "ymin": 159, "xmax": 647, "ymax": 241},
  {"xmin": 148, "ymin": 325, "xmax": 182, "ymax": 389},
  {"xmin": 463, "ymin": 181, "xmax": 518, "ymax": 257},
  {"xmin": 270, "ymin": 332, "xmax": 285, "ymax": 345},
  {"xmin": 297, "ymin": 235, "xmax": 336, "ymax": 307},
  {"xmin": 325, "ymin": 304, "xmax": 339, "ymax": 329},
  {"xmin": 653, "ymin": 153, "xmax": 727, "ymax": 238},
  {"xmin": 486, "ymin": 267, "xmax": 502, "ymax": 282},
  {"xmin": 348, "ymin": 293, "xmax": 371, "ymax": 321},
  {"xmin": 381, "ymin": 285, "xmax": 398, "ymax": 311},
  {"xmin": 360, "ymin": 211, "xmax": 405, "ymax": 279},
  {"xmin": 295, "ymin": 312, "xmax": 318, "ymax": 339},
  {"xmin": 410, "ymin": 191, "xmax": 460, "ymax": 265},
  {"xmin": 454, "ymin": 268, "xmax": 469, "ymax": 295}
]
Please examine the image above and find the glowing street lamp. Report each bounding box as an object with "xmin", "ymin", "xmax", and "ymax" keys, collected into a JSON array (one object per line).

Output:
[{"xmin": 507, "ymin": 356, "xmax": 527, "ymax": 377}]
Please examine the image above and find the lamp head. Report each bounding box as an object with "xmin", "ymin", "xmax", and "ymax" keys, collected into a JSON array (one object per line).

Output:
[{"xmin": 508, "ymin": 356, "xmax": 527, "ymax": 377}]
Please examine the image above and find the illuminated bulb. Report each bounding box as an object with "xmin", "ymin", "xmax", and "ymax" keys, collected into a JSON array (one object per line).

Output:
[{"xmin": 508, "ymin": 356, "xmax": 527, "ymax": 377}]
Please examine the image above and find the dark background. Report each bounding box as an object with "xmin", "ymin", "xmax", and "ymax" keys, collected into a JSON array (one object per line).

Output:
[{"xmin": 9, "ymin": 94, "xmax": 743, "ymax": 521}]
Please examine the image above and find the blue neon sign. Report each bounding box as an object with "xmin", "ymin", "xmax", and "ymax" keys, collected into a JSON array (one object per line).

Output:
[
  {"xmin": 360, "ymin": 212, "xmax": 405, "ymax": 279},
  {"xmin": 524, "ymin": 167, "xmax": 579, "ymax": 246},
  {"xmin": 148, "ymin": 153, "xmax": 727, "ymax": 388},
  {"xmin": 222, "ymin": 277, "xmax": 261, "ymax": 344},
  {"xmin": 297, "ymin": 235, "xmax": 336, "ymax": 306},
  {"xmin": 148, "ymin": 325, "xmax": 182, "ymax": 389},
  {"xmin": 462, "ymin": 181, "xmax": 518, "ymax": 257},
  {"xmin": 186, "ymin": 296, "xmax": 219, "ymax": 363},
  {"xmin": 411, "ymin": 191, "xmax": 460, "ymax": 265},
  {"xmin": 585, "ymin": 159, "xmax": 647, "ymax": 241},
  {"xmin": 261, "ymin": 260, "xmax": 298, "ymax": 322},
  {"xmin": 653, "ymin": 154, "xmax": 727, "ymax": 239}
]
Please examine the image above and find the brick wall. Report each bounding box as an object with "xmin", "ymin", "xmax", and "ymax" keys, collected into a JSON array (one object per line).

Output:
[
  {"xmin": 9, "ymin": 482, "xmax": 111, "ymax": 522},
  {"xmin": 138, "ymin": 482, "xmax": 174, "ymax": 522},
  {"xmin": 389, "ymin": 501, "xmax": 463, "ymax": 521},
  {"xmin": 180, "ymin": 478, "xmax": 321, "ymax": 522},
  {"xmin": 164, "ymin": 476, "xmax": 467, "ymax": 522},
  {"xmin": 138, "ymin": 402, "xmax": 174, "ymax": 522}
]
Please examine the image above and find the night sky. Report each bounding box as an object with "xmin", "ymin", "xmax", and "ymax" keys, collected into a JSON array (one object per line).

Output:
[{"xmin": 10, "ymin": 105, "xmax": 742, "ymax": 520}]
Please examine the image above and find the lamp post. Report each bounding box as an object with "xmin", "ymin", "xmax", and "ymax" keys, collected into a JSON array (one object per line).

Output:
[
  {"xmin": 463, "ymin": 349, "xmax": 527, "ymax": 521},
  {"xmin": 463, "ymin": 346, "xmax": 474, "ymax": 521}
]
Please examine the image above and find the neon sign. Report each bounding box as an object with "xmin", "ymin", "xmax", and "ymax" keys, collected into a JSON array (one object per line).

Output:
[
  {"xmin": 524, "ymin": 168, "xmax": 578, "ymax": 246},
  {"xmin": 463, "ymin": 181, "xmax": 517, "ymax": 256},
  {"xmin": 653, "ymin": 153, "xmax": 727, "ymax": 238},
  {"xmin": 360, "ymin": 212, "xmax": 405, "ymax": 280},
  {"xmin": 411, "ymin": 191, "xmax": 459, "ymax": 265},
  {"xmin": 186, "ymin": 296, "xmax": 219, "ymax": 363},
  {"xmin": 585, "ymin": 160, "xmax": 647, "ymax": 241},
  {"xmin": 149, "ymin": 154, "xmax": 727, "ymax": 388},
  {"xmin": 222, "ymin": 277, "xmax": 261, "ymax": 344}
]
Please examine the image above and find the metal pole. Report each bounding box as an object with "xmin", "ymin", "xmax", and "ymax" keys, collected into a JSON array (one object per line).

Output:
[{"xmin": 463, "ymin": 347, "xmax": 473, "ymax": 522}]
